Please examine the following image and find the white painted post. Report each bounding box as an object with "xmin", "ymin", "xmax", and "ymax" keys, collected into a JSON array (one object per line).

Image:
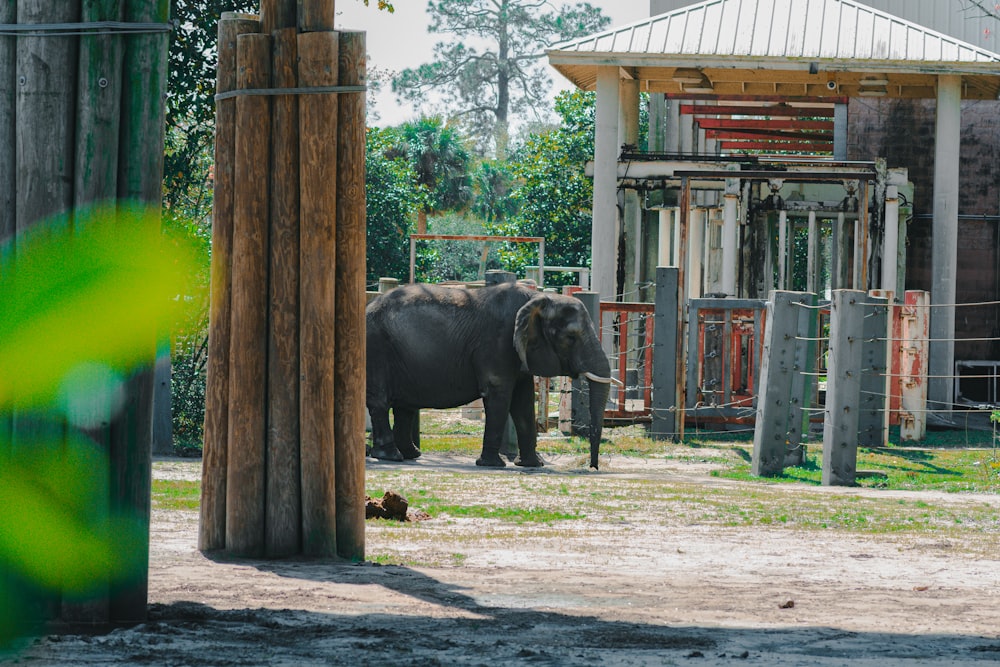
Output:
[
  {"xmin": 900, "ymin": 290, "xmax": 930, "ymax": 441},
  {"xmin": 929, "ymin": 74, "xmax": 961, "ymax": 415},
  {"xmin": 673, "ymin": 206, "xmax": 681, "ymax": 266},
  {"xmin": 620, "ymin": 78, "xmax": 641, "ymax": 300},
  {"xmin": 834, "ymin": 103, "xmax": 848, "ymax": 161},
  {"xmin": 722, "ymin": 180, "xmax": 739, "ymax": 297},
  {"xmin": 688, "ymin": 208, "xmax": 704, "ymax": 300},
  {"xmin": 658, "ymin": 209, "xmax": 673, "ymax": 267},
  {"xmin": 778, "ymin": 210, "xmax": 788, "ymax": 290},
  {"xmin": 591, "ymin": 66, "xmax": 620, "ymax": 302},
  {"xmin": 807, "ymin": 211, "xmax": 818, "ymax": 294},
  {"xmin": 882, "ymin": 186, "xmax": 899, "ymax": 294}
]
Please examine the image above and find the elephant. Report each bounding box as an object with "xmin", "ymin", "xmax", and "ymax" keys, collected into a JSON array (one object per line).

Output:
[{"xmin": 366, "ymin": 282, "xmax": 614, "ymax": 469}]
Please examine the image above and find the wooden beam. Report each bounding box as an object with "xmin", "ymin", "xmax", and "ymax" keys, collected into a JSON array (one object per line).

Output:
[
  {"xmin": 696, "ymin": 118, "xmax": 834, "ymax": 131},
  {"xmin": 681, "ymin": 104, "xmax": 834, "ymax": 118},
  {"xmin": 721, "ymin": 141, "xmax": 833, "ymax": 152}
]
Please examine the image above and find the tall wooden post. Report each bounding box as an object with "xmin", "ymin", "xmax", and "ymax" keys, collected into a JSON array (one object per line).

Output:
[
  {"xmin": 266, "ymin": 25, "xmax": 302, "ymax": 558},
  {"xmin": 226, "ymin": 32, "xmax": 272, "ymax": 557},
  {"xmin": 0, "ymin": 0, "xmax": 15, "ymax": 247},
  {"xmin": 334, "ymin": 30, "xmax": 366, "ymax": 561},
  {"xmin": 298, "ymin": 29, "xmax": 339, "ymax": 557},
  {"xmin": 111, "ymin": 0, "xmax": 171, "ymax": 623},
  {"xmin": 200, "ymin": 12, "xmax": 258, "ymax": 553}
]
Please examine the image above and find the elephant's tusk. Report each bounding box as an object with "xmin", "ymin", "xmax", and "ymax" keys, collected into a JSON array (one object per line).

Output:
[{"xmin": 584, "ymin": 372, "xmax": 624, "ymax": 388}]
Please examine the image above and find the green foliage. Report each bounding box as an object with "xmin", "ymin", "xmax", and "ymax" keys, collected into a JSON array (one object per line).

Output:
[
  {"xmin": 0, "ymin": 208, "xmax": 203, "ymax": 647},
  {"xmin": 398, "ymin": 117, "xmax": 473, "ymax": 216},
  {"xmin": 366, "ymin": 126, "xmax": 419, "ymax": 284},
  {"xmin": 414, "ymin": 212, "xmax": 505, "ymax": 284},
  {"xmin": 489, "ymin": 90, "xmax": 598, "ymax": 282},
  {"xmin": 152, "ymin": 479, "xmax": 201, "ymax": 511},
  {"xmin": 392, "ymin": 0, "xmax": 609, "ymax": 154}
]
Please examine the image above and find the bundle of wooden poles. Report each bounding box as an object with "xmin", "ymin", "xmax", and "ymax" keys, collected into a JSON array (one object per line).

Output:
[
  {"xmin": 200, "ymin": 0, "xmax": 367, "ymax": 560},
  {"xmin": 1, "ymin": 0, "xmax": 169, "ymax": 626}
]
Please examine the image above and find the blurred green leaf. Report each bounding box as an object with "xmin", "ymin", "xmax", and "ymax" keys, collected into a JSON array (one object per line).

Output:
[{"xmin": 0, "ymin": 206, "xmax": 200, "ymax": 409}]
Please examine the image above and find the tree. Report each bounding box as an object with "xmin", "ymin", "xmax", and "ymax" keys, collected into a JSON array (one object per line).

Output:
[
  {"xmin": 366, "ymin": 127, "xmax": 419, "ymax": 284},
  {"xmin": 488, "ymin": 90, "xmax": 597, "ymax": 282},
  {"xmin": 394, "ymin": 117, "xmax": 473, "ymax": 234},
  {"xmin": 392, "ymin": 0, "xmax": 609, "ymax": 156}
]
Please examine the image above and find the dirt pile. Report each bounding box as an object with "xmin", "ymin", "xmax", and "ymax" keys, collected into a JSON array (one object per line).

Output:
[{"xmin": 364, "ymin": 490, "xmax": 430, "ymax": 521}]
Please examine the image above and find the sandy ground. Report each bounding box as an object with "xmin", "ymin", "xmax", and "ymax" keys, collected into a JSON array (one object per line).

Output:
[{"xmin": 7, "ymin": 452, "xmax": 1000, "ymax": 666}]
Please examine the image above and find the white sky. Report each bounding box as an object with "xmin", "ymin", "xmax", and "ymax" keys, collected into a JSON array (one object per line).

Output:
[{"xmin": 334, "ymin": 0, "xmax": 652, "ymax": 127}]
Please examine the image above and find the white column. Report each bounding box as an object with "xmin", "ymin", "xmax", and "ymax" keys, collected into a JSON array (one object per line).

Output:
[
  {"xmin": 929, "ymin": 74, "xmax": 962, "ymax": 413},
  {"xmin": 658, "ymin": 209, "xmax": 673, "ymax": 267},
  {"xmin": 688, "ymin": 208, "xmax": 704, "ymax": 300},
  {"xmin": 778, "ymin": 210, "xmax": 788, "ymax": 289},
  {"xmin": 881, "ymin": 185, "xmax": 899, "ymax": 296},
  {"xmin": 807, "ymin": 211, "xmax": 818, "ymax": 295},
  {"xmin": 834, "ymin": 103, "xmax": 848, "ymax": 161},
  {"xmin": 721, "ymin": 179, "xmax": 739, "ymax": 297},
  {"xmin": 620, "ymin": 78, "xmax": 641, "ymax": 299},
  {"xmin": 672, "ymin": 206, "xmax": 681, "ymax": 266},
  {"xmin": 591, "ymin": 66, "xmax": 620, "ymax": 301}
]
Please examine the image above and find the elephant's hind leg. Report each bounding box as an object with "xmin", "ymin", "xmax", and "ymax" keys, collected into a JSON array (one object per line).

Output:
[
  {"xmin": 368, "ymin": 402, "xmax": 403, "ymax": 462},
  {"xmin": 393, "ymin": 407, "xmax": 421, "ymax": 460}
]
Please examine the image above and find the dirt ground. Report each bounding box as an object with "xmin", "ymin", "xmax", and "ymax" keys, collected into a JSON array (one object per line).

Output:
[{"xmin": 7, "ymin": 451, "xmax": 1000, "ymax": 666}]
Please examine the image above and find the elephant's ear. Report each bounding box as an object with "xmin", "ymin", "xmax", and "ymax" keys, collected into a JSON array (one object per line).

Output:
[{"xmin": 514, "ymin": 297, "xmax": 562, "ymax": 377}]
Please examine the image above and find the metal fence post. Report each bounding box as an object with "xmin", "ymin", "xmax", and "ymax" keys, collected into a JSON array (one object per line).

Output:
[
  {"xmin": 823, "ymin": 289, "xmax": 866, "ymax": 486},
  {"xmin": 651, "ymin": 267, "xmax": 678, "ymax": 440}
]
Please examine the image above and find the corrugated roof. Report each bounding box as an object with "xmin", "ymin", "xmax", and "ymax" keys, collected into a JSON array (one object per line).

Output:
[
  {"xmin": 551, "ymin": 0, "xmax": 1000, "ymax": 64},
  {"xmin": 547, "ymin": 0, "xmax": 1000, "ymax": 99}
]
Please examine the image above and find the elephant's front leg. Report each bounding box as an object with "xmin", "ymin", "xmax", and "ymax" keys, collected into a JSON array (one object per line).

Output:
[
  {"xmin": 392, "ymin": 407, "xmax": 421, "ymax": 460},
  {"xmin": 368, "ymin": 402, "xmax": 403, "ymax": 462},
  {"xmin": 510, "ymin": 376, "xmax": 543, "ymax": 467},
  {"xmin": 476, "ymin": 383, "xmax": 513, "ymax": 467}
]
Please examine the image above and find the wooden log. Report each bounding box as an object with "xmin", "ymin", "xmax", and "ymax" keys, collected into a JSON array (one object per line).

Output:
[
  {"xmin": 298, "ymin": 0, "xmax": 335, "ymax": 33},
  {"xmin": 298, "ymin": 29, "xmax": 339, "ymax": 557},
  {"xmin": 15, "ymin": 0, "xmax": 78, "ymax": 233},
  {"xmin": 226, "ymin": 32, "xmax": 272, "ymax": 557},
  {"xmin": 265, "ymin": 26, "xmax": 301, "ymax": 558},
  {"xmin": 200, "ymin": 12, "xmax": 259, "ymax": 553},
  {"xmin": 74, "ymin": 0, "xmax": 123, "ymax": 208},
  {"xmin": 0, "ymin": 0, "xmax": 14, "ymax": 246},
  {"xmin": 109, "ymin": 0, "xmax": 172, "ymax": 625},
  {"xmin": 63, "ymin": 0, "xmax": 124, "ymax": 625},
  {"xmin": 260, "ymin": 0, "xmax": 296, "ymax": 34},
  {"xmin": 13, "ymin": 0, "xmax": 79, "ymax": 625},
  {"xmin": 334, "ymin": 30, "xmax": 366, "ymax": 562}
]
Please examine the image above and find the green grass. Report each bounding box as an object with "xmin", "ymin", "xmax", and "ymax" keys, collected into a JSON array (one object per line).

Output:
[{"xmin": 152, "ymin": 479, "xmax": 200, "ymax": 511}]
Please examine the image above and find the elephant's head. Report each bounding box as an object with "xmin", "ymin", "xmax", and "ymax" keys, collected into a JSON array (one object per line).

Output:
[{"xmin": 513, "ymin": 294, "xmax": 614, "ymax": 469}]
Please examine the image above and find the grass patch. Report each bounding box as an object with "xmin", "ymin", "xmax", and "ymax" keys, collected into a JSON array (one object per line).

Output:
[{"xmin": 152, "ymin": 479, "xmax": 200, "ymax": 511}]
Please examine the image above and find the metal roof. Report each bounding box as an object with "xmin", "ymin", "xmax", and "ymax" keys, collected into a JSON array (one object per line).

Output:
[{"xmin": 548, "ymin": 0, "xmax": 1000, "ymax": 100}]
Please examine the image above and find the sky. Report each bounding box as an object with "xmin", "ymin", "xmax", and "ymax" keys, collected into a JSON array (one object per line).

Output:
[{"xmin": 334, "ymin": 0, "xmax": 653, "ymax": 128}]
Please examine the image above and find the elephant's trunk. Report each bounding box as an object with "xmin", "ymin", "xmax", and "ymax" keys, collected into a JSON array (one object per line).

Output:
[{"xmin": 587, "ymin": 376, "xmax": 611, "ymax": 469}]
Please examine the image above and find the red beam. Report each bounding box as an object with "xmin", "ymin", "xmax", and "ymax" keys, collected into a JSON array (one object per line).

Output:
[
  {"xmin": 696, "ymin": 118, "xmax": 834, "ymax": 131},
  {"xmin": 721, "ymin": 141, "xmax": 833, "ymax": 152},
  {"xmin": 706, "ymin": 129, "xmax": 834, "ymax": 141},
  {"xmin": 680, "ymin": 104, "xmax": 834, "ymax": 118}
]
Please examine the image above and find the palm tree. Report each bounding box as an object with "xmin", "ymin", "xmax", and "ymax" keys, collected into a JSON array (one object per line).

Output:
[{"xmin": 398, "ymin": 118, "xmax": 473, "ymax": 234}]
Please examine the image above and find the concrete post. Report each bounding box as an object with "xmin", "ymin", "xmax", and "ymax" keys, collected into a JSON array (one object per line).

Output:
[
  {"xmin": 778, "ymin": 210, "xmax": 788, "ymax": 290},
  {"xmin": 900, "ymin": 290, "xmax": 930, "ymax": 441},
  {"xmin": 658, "ymin": 209, "xmax": 673, "ymax": 267},
  {"xmin": 651, "ymin": 267, "xmax": 678, "ymax": 440},
  {"xmin": 834, "ymin": 103, "xmax": 848, "ymax": 161},
  {"xmin": 807, "ymin": 211, "xmax": 818, "ymax": 295},
  {"xmin": 722, "ymin": 180, "xmax": 739, "ymax": 297},
  {"xmin": 666, "ymin": 97, "xmax": 681, "ymax": 154},
  {"xmin": 688, "ymin": 208, "xmax": 704, "ymax": 300},
  {"xmin": 620, "ymin": 79, "xmax": 641, "ymax": 300},
  {"xmin": 591, "ymin": 66, "xmax": 620, "ymax": 302},
  {"xmin": 882, "ymin": 186, "xmax": 899, "ymax": 294},
  {"xmin": 929, "ymin": 74, "xmax": 961, "ymax": 415},
  {"xmin": 858, "ymin": 295, "xmax": 889, "ymax": 448},
  {"xmin": 823, "ymin": 289, "xmax": 866, "ymax": 486},
  {"xmin": 673, "ymin": 206, "xmax": 681, "ymax": 266}
]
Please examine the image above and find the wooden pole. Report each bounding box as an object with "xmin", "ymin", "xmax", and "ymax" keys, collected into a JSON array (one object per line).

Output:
[
  {"xmin": 110, "ymin": 0, "xmax": 171, "ymax": 624},
  {"xmin": 74, "ymin": 0, "xmax": 123, "ymax": 208},
  {"xmin": 0, "ymin": 0, "xmax": 14, "ymax": 247},
  {"xmin": 334, "ymin": 30, "xmax": 366, "ymax": 561},
  {"xmin": 298, "ymin": 29, "xmax": 338, "ymax": 557},
  {"xmin": 226, "ymin": 32, "xmax": 272, "ymax": 557},
  {"xmin": 261, "ymin": 0, "xmax": 296, "ymax": 34},
  {"xmin": 200, "ymin": 12, "xmax": 258, "ymax": 553},
  {"xmin": 265, "ymin": 26, "xmax": 302, "ymax": 558},
  {"xmin": 298, "ymin": 0, "xmax": 335, "ymax": 33},
  {"xmin": 15, "ymin": 0, "xmax": 78, "ymax": 235}
]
